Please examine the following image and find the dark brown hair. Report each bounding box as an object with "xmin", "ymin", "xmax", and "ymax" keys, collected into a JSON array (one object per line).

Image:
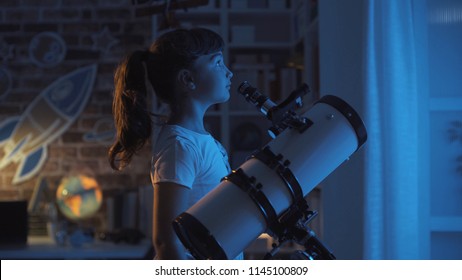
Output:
[{"xmin": 108, "ymin": 28, "xmax": 224, "ymax": 170}]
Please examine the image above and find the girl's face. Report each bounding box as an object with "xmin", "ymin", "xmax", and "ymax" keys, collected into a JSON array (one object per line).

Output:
[{"xmin": 190, "ymin": 51, "xmax": 233, "ymax": 106}]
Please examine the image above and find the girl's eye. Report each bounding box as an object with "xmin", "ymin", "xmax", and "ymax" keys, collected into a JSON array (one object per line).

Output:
[{"xmin": 216, "ymin": 60, "xmax": 222, "ymax": 66}]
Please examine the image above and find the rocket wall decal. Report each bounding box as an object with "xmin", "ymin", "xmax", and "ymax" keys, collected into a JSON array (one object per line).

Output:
[{"xmin": 0, "ymin": 64, "xmax": 98, "ymax": 184}]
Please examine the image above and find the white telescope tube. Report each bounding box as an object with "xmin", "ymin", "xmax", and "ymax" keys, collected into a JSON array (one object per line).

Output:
[{"xmin": 173, "ymin": 95, "xmax": 367, "ymax": 259}]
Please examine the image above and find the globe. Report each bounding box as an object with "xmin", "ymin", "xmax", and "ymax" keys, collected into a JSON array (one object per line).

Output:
[{"xmin": 56, "ymin": 175, "xmax": 103, "ymax": 220}]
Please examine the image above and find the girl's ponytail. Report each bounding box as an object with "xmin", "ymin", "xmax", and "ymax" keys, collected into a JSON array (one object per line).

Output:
[{"xmin": 108, "ymin": 51, "xmax": 152, "ymax": 170}]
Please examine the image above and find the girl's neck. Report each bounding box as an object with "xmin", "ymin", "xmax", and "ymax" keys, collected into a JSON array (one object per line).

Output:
[
  {"xmin": 167, "ymin": 117, "xmax": 207, "ymax": 134},
  {"xmin": 167, "ymin": 102, "xmax": 208, "ymax": 134}
]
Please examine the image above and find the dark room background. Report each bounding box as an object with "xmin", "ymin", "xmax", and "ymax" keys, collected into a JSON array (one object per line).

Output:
[{"xmin": 1, "ymin": 0, "xmax": 462, "ymax": 260}]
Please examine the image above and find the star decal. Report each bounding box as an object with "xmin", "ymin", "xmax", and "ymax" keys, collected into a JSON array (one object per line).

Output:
[{"xmin": 91, "ymin": 26, "xmax": 119, "ymax": 54}]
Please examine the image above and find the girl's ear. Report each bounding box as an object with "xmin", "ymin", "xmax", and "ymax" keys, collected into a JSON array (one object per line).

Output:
[{"xmin": 177, "ymin": 69, "xmax": 195, "ymax": 91}]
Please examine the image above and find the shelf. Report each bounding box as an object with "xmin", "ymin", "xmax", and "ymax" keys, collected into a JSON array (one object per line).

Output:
[
  {"xmin": 173, "ymin": 6, "xmax": 220, "ymax": 14},
  {"xmin": 227, "ymin": 9, "xmax": 292, "ymax": 15},
  {"xmin": 0, "ymin": 236, "xmax": 152, "ymax": 260},
  {"xmin": 174, "ymin": 8, "xmax": 221, "ymax": 15}
]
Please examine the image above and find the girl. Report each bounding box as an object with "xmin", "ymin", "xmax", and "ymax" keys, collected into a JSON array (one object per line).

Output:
[{"xmin": 108, "ymin": 28, "xmax": 240, "ymax": 259}]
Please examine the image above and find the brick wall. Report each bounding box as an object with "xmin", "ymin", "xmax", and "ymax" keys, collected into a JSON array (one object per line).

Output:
[{"xmin": 0, "ymin": 0, "xmax": 154, "ymax": 231}]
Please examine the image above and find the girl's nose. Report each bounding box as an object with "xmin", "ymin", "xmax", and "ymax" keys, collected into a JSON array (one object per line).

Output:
[{"xmin": 227, "ymin": 68, "xmax": 233, "ymax": 79}]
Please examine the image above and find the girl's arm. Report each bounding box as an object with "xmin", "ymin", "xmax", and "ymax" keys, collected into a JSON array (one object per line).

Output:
[{"xmin": 152, "ymin": 182, "xmax": 191, "ymax": 259}]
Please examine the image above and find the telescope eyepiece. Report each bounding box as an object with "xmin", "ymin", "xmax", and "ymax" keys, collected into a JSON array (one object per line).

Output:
[
  {"xmin": 237, "ymin": 81, "xmax": 252, "ymax": 95},
  {"xmin": 237, "ymin": 81, "xmax": 276, "ymax": 116}
]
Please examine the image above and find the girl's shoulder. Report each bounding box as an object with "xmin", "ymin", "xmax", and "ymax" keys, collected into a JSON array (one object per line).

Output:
[
  {"xmin": 161, "ymin": 125, "xmax": 213, "ymax": 143},
  {"xmin": 154, "ymin": 125, "xmax": 215, "ymax": 154}
]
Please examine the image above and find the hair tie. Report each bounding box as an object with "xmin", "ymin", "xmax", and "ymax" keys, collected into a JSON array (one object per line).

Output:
[{"xmin": 133, "ymin": 50, "xmax": 151, "ymax": 62}]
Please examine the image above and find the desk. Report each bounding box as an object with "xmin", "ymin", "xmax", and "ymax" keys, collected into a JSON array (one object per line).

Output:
[{"xmin": 0, "ymin": 236, "xmax": 153, "ymax": 260}]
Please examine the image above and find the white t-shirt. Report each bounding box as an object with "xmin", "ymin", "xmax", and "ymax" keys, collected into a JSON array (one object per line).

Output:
[
  {"xmin": 151, "ymin": 125, "xmax": 244, "ymax": 260},
  {"xmin": 151, "ymin": 124, "xmax": 231, "ymax": 208}
]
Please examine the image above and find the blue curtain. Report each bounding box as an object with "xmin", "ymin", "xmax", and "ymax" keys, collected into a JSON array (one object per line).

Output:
[{"xmin": 362, "ymin": 0, "xmax": 421, "ymax": 259}]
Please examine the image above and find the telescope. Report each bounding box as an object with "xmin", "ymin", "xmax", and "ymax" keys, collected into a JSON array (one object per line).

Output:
[{"xmin": 173, "ymin": 81, "xmax": 367, "ymax": 259}]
